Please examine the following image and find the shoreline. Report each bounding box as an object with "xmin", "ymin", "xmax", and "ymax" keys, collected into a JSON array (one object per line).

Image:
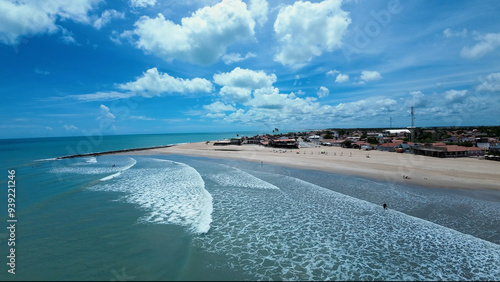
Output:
[{"xmin": 119, "ymin": 141, "xmax": 500, "ymax": 191}]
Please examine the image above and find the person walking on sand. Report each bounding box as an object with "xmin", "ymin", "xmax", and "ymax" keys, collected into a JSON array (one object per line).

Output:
[{"xmin": 383, "ymin": 203, "xmax": 387, "ymax": 210}]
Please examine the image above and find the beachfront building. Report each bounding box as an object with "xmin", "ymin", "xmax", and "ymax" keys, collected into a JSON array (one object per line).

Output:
[
  {"xmin": 270, "ymin": 137, "xmax": 299, "ymax": 148},
  {"xmin": 413, "ymin": 144, "xmax": 486, "ymax": 158},
  {"xmin": 213, "ymin": 139, "xmax": 232, "ymax": 146},
  {"xmin": 244, "ymin": 136, "xmax": 262, "ymax": 144},
  {"xmin": 377, "ymin": 142, "xmax": 400, "ymax": 152}
]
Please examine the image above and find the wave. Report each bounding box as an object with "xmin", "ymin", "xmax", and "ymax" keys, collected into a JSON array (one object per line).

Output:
[
  {"xmin": 90, "ymin": 158, "xmax": 213, "ymax": 234},
  {"xmin": 205, "ymin": 163, "xmax": 280, "ymax": 190},
  {"xmin": 195, "ymin": 170, "xmax": 500, "ymax": 281},
  {"xmin": 50, "ymin": 156, "xmax": 136, "ymax": 176}
]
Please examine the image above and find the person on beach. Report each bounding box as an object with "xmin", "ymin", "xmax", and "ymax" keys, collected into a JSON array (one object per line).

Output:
[{"xmin": 383, "ymin": 203, "xmax": 387, "ymax": 210}]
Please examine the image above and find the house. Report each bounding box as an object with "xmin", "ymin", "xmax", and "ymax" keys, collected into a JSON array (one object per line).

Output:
[
  {"xmin": 270, "ymin": 138, "xmax": 298, "ymax": 148},
  {"xmin": 489, "ymin": 145, "xmax": 500, "ymax": 154},
  {"xmin": 377, "ymin": 142, "xmax": 400, "ymax": 152},
  {"xmin": 244, "ymin": 136, "xmax": 261, "ymax": 144},
  {"xmin": 413, "ymin": 144, "xmax": 485, "ymax": 158},
  {"xmin": 213, "ymin": 139, "xmax": 232, "ymax": 146}
]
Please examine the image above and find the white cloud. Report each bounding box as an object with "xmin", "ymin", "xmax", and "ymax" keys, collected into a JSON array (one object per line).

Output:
[
  {"xmin": 360, "ymin": 70, "xmax": 382, "ymax": 82},
  {"xmin": 0, "ymin": 0, "xmax": 101, "ymax": 45},
  {"xmin": 273, "ymin": 0, "xmax": 351, "ymax": 67},
  {"xmin": 443, "ymin": 89, "xmax": 469, "ymax": 104},
  {"xmin": 130, "ymin": 0, "xmax": 156, "ymax": 8},
  {"xmin": 326, "ymin": 70, "xmax": 340, "ymax": 76},
  {"xmin": 317, "ymin": 86, "xmax": 329, "ymax": 98},
  {"xmin": 93, "ymin": 9, "xmax": 124, "ymax": 30},
  {"xmin": 406, "ymin": 90, "xmax": 427, "ymax": 107},
  {"xmin": 98, "ymin": 104, "xmax": 115, "ymax": 120},
  {"xmin": 59, "ymin": 27, "xmax": 79, "ymax": 45},
  {"xmin": 249, "ymin": 0, "xmax": 268, "ymax": 26},
  {"xmin": 335, "ymin": 73, "xmax": 349, "ymax": 83},
  {"xmin": 118, "ymin": 67, "xmax": 213, "ymax": 97},
  {"xmin": 63, "ymin": 124, "xmax": 78, "ymax": 131},
  {"xmin": 219, "ymin": 86, "xmax": 253, "ymax": 104},
  {"xmin": 213, "ymin": 67, "xmax": 277, "ymax": 103},
  {"xmin": 203, "ymin": 101, "xmax": 236, "ymax": 112},
  {"xmin": 461, "ymin": 32, "xmax": 500, "ymax": 59},
  {"xmin": 476, "ymin": 72, "xmax": 500, "ymax": 93},
  {"xmin": 221, "ymin": 52, "xmax": 256, "ymax": 64},
  {"xmin": 246, "ymin": 87, "xmax": 287, "ymax": 109},
  {"xmin": 330, "ymin": 97, "xmax": 397, "ymax": 119},
  {"xmin": 71, "ymin": 91, "xmax": 134, "ymax": 101},
  {"xmin": 213, "ymin": 67, "xmax": 276, "ymax": 89},
  {"xmin": 126, "ymin": 0, "xmax": 257, "ymax": 65},
  {"xmin": 130, "ymin": 115, "xmax": 155, "ymax": 121},
  {"xmin": 443, "ymin": 28, "xmax": 467, "ymax": 38}
]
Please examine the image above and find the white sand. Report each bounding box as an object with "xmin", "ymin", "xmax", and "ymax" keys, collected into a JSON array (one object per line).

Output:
[{"xmin": 126, "ymin": 142, "xmax": 500, "ymax": 191}]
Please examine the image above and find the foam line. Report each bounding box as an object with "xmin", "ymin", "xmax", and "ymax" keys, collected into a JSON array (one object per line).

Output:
[{"xmin": 90, "ymin": 158, "xmax": 213, "ymax": 234}]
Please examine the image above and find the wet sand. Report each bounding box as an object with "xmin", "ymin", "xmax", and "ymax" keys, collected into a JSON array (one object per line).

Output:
[{"xmin": 124, "ymin": 141, "xmax": 500, "ymax": 191}]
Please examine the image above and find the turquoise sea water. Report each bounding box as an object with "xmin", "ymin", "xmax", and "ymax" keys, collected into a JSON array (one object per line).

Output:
[{"xmin": 0, "ymin": 133, "xmax": 499, "ymax": 280}]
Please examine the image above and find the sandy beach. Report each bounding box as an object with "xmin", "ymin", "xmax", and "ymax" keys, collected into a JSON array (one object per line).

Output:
[{"xmin": 125, "ymin": 141, "xmax": 500, "ymax": 191}]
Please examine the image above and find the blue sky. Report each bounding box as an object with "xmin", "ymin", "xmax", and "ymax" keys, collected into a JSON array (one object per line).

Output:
[{"xmin": 1, "ymin": 0, "xmax": 500, "ymax": 138}]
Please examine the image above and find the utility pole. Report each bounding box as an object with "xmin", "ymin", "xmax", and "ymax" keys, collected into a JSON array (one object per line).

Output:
[{"xmin": 409, "ymin": 106, "xmax": 415, "ymax": 142}]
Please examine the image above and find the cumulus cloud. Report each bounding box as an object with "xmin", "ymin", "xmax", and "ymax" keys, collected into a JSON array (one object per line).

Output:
[
  {"xmin": 405, "ymin": 90, "xmax": 427, "ymax": 107},
  {"xmin": 125, "ymin": 0, "xmax": 257, "ymax": 65},
  {"xmin": 360, "ymin": 70, "xmax": 382, "ymax": 83},
  {"xmin": 97, "ymin": 104, "xmax": 115, "ymax": 120},
  {"xmin": 130, "ymin": 0, "xmax": 156, "ymax": 8},
  {"xmin": 461, "ymin": 32, "xmax": 500, "ymax": 59},
  {"xmin": 118, "ymin": 67, "xmax": 213, "ymax": 97},
  {"xmin": 476, "ymin": 72, "xmax": 500, "ymax": 93},
  {"xmin": 93, "ymin": 9, "xmax": 124, "ymax": 30},
  {"xmin": 0, "ymin": 0, "xmax": 101, "ymax": 45},
  {"xmin": 249, "ymin": 0, "xmax": 268, "ymax": 26},
  {"xmin": 335, "ymin": 73, "xmax": 349, "ymax": 83},
  {"xmin": 443, "ymin": 89, "xmax": 469, "ymax": 104},
  {"xmin": 274, "ymin": 0, "xmax": 351, "ymax": 67},
  {"xmin": 221, "ymin": 52, "xmax": 256, "ymax": 64},
  {"xmin": 317, "ymin": 86, "xmax": 329, "ymax": 98},
  {"xmin": 203, "ymin": 101, "xmax": 236, "ymax": 113},
  {"xmin": 213, "ymin": 67, "xmax": 277, "ymax": 103},
  {"xmin": 213, "ymin": 67, "xmax": 276, "ymax": 89}
]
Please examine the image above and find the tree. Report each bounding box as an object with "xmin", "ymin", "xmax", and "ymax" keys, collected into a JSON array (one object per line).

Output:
[
  {"xmin": 367, "ymin": 137, "xmax": 379, "ymax": 144},
  {"xmin": 342, "ymin": 140, "xmax": 352, "ymax": 148},
  {"xmin": 324, "ymin": 132, "xmax": 333, "ymax": 139}
]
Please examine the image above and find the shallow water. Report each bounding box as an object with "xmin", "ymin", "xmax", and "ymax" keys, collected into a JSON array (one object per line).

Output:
[{"xmin": 1, "ymin": 151, "xmax": 499, "ymax": 280}]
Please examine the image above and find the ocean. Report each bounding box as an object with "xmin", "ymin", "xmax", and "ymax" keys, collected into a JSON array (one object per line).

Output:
[{"xmin": 0, "ymin": 133, "xmax": 499, "ymax": 281}]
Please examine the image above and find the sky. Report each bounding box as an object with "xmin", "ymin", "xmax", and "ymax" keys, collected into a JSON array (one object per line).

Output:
[{"xmin": 1, "ymin": 0, "xmax": 500, "ymax": 138}]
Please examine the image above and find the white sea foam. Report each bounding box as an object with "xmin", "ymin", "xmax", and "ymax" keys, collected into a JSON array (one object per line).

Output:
[
  {"xmin": 100, "ymin": 172, "xmax": 122, "ymax": 181},
  {"xmin": 195, "ymin": 168, "xmax": 500, "ymax": 281},
  {"xmin": 34, "ymin": 157, "xmax": 58, "ymax": 162},
  {"xmin": 90, "ymin": 158, "xmax": 213, "ymax": 234},
  {"xmin": 206, "ymin": 164, "xmax": 279, "ymax": 190},
  {"xmin": 85, "ymin": 157, "xmax": 97, "ymax": 163},
  {"xmin": 51, "ymin": 156, "xmax": 136, "ymax": 176}
]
